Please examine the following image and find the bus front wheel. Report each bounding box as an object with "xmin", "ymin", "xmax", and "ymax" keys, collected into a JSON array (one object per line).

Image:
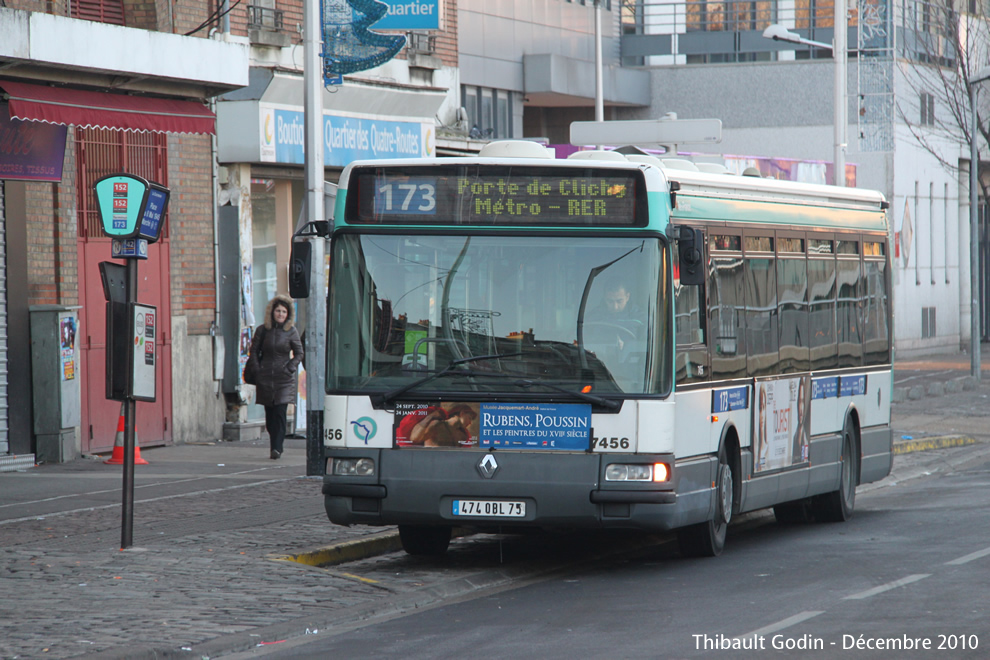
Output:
[
  {"xmin": 398, "ymin": 525, "xmax": 452, "ymax": 556},
  {"xmin": 678, "ymin": 445, "xmax": 733, "ymax": 558}
]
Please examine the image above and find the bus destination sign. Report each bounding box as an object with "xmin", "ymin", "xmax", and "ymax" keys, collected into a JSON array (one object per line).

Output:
[{"xmin": 350, "ymin": 166, "xmax": 645, "ymax": 226}]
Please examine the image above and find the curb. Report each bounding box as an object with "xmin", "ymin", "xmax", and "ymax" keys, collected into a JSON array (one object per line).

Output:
[
  {"xmin": 893, "ymin": 434, "xmax": 982, "ymax": 455},
  {"xmin": 273, "ymin": 529, "xmax": 402, "ymax": 567}
]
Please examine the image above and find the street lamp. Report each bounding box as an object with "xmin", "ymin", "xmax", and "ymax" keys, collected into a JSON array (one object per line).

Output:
[
  {"xmin": 763, "ymin": 3, "xmax": 847, "ymax": 187},
  {"xmin": 967, "ymin": 66, "xmax": 990, "ymax": 380}
]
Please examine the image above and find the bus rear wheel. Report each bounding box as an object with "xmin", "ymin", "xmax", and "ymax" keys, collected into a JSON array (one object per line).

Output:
[
  {"xmin": 678, "ymin": 445, "xmax": 732, "ymax": 558},
  {"xmin": 813, "ymin": 418, "xmax": 858, "ymax": 522},
  {"xmin": 398, "ymin": 525, "xmax": 452, "ymax": 556}
]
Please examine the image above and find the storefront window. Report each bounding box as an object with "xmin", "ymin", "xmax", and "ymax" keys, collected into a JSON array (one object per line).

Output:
[{"xmin": 252, "ymin": 178, "xmax": 278, "ymax": 325}]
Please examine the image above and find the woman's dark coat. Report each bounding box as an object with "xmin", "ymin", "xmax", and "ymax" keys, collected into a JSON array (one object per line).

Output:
[{"xmin": 248, "ymin": 294, "xmax": 304, "ymax": 406}]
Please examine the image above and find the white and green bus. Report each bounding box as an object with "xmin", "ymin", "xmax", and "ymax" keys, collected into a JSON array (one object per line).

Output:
[{"xmin": 307, "ymin": 139, "xmax": 892, "ymax": 557}]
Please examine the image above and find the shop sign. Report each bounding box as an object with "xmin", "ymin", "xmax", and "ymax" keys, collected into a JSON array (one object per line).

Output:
[
  {"xmin": 260, "ymin": 105, "xmax": 433, "ymax": 166},
  {"xmin": 373, "ymin": 0, "xmax": 441, "ymax": 30},
  {"xmin": 0, "ymin": 104, "xmax": 67, "ymax": 182}
]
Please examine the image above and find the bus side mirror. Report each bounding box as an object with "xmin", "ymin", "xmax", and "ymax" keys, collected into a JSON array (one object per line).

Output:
[
  {"xmin": 289, "ymin": 241, "xmax": 312, "ymax": 299},
  {"xmin": 678, "ymin": 227, "xmax": 705, "ymax": 286}
]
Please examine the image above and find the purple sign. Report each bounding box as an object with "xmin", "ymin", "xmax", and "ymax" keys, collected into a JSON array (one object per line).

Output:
[{"xmin": 0, "ymin": 104, "xmax": 67, "ymax": 182}]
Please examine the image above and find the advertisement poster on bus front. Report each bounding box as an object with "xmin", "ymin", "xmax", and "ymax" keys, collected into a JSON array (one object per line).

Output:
[
  {"xmin": 394, "ymin": 402, "xmax": 591, "ymax": 450},
  {"xmin": 753, "ymin": 376, "xmax": 810, "ymax": 473}
]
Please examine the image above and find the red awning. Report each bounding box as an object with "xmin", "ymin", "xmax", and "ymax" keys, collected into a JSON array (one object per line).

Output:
[{"xmin": 0, "ymin": 81, "xmax": 215, "ymax": 135}]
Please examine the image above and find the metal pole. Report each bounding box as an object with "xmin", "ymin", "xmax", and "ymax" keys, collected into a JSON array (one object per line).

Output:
[
  {"xmin": 594, "ymin": 0, "xmax": 604, "ymax": 124},
  {"xmin": 304, "ymin": 0, "xmax": 326, "ymax": 475},
  {"xmin": 833, "ymin": 0, "xmax": 846, "ymax": 186},
  {"xmin": 970, "ymin": 84, "xmax": 981, "ymax": 380},
  {"xmin": 121, "ymin": 260, "xmax": 138, "ymax": 549}
]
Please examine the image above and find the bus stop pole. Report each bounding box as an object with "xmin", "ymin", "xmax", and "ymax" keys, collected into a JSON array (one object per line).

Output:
[
  {"xmin": 121, "ymin": 259, "xmax": 138, "ymax": 549},
  {"xmin": 304, "ymin": 0, "xmax": 326, "ymax": 476}
]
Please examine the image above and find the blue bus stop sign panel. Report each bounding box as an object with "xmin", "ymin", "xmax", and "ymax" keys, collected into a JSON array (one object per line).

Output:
[
  {"xmin": 94, "ymin": 174, "xmax": 150, "ymax": 238},
  {"xmin": 137, "ymin": 185, "xmax": 169, "ymax": 243}
]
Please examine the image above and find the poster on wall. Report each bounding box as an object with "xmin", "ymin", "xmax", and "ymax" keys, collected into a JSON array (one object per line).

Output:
[
  {"xmin": 295, "ymin": 364, "xmax": 307, "ymax": 433},
  {"xmin": 241, "ymin": 263, "xmax": 255, "ymax": 327},
  {"xmin": 239, "ymin": 327, "xmax": 252, "ymax": 386},
  {"xmin": 753, "ymin": 376, "xmax": 810, "ymax": 473},
  {"xmin": 60, "ymin": 315, "xmax": 77, "ymax": 381}
]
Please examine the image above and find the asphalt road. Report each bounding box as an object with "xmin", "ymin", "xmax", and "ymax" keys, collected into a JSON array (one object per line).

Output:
[{"xmin": 223, "ymin": 441, "xmax": 990, "ymax": 660}]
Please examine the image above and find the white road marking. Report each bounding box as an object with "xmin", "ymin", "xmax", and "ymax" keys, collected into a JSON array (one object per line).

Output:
[
  {"xmin": 736, "ymin": 610, "xmax": 824, "ymax": 639},
  {"xmin": 843, "ymin": 574, "xmax": 930, "ymax": 600},
  {"xmin": 945, "ymin": 546, "xmax": 990, "ymax": 566}
]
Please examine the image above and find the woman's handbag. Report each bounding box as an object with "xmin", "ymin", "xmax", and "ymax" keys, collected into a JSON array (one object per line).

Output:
[{"xmin": 242, "ymin": 326, "xmax": 266, "ymax": 385}]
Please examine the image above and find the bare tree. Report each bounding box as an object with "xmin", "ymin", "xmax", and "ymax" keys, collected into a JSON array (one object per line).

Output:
[{"xmin": 896, "ymin": 0, "xmax": 990, "ymax": 196}]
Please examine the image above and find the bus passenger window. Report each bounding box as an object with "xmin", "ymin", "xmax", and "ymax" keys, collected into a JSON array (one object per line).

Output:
[
  {"xmin": 836, "ymin": 255, "xmax": 863, "ymax": 367},
  {"xmin": 709, "ymin": 255, "xmax": 746, "ymax": 380},
  {"xmin": 745, "ymin": 256, "xmax": 778, "ymax": 377},
  {"xmin": 808, "ymin": 257, "xmax": 837, "ymax": 369},
  {"xmin": 863, "ymin": 257, "xmax": 890, "ymax": 364}
]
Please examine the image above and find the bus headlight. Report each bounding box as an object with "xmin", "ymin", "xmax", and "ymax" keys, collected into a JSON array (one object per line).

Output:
[
  {"xmin": 333, "ymin": 457, "xmax": 376, "ymax": 477},
  {"xmin": 605, "ymin": 463, "xmax": 670, "ymax": 483}
]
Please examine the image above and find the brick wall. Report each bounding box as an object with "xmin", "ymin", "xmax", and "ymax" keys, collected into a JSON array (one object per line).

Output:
[
  {"xmin": 434, "ymin": 0, "xmax": 458, "ymax": 68},
  {"xmin": 122, "ymin": 0, "xmax": 161, "ymax": 30},
  {"xmin": 25, "ymin": 132, "xmax": 78, "ymax": 307},
  {"xmin": 3, "ymin": 0, "xmax": 59, "ymax": 13},
  {"xmin": 172, "ymin": 0, "xmax": 216, "ymax": 36},
  {"xmin": 167, "ymin": 132, "xmax": 216, "ymax": 335}
]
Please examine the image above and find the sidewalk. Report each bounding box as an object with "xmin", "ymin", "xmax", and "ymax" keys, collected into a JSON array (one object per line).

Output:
[{"xmin": 1, "ymin": 353, "xmax": 989, "ymax": 659}]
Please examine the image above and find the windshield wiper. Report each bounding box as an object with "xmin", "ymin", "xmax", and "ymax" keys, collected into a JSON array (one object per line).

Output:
[
  {"xmin": 379, "ymin": 352, "xmax": 524, "ymax": 405},
  {"xmin": 512, "ymin": 379, "xmax": 620, "ymax": 411}
]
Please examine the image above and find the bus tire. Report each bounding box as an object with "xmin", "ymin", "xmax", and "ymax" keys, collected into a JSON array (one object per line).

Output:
[
  {"xmin": 813, "ymin": 417, "xmax": 858, "ymax": 522},
  {"xmin": 398, "ymin": 524, "xmax": 452, "ymax": 556},
  {"xmin": 677, "ymin": 444, "xmax": 733, "ymax": 557}
]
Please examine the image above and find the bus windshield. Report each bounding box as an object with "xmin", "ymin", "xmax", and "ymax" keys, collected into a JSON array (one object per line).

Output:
[{"xmin": 328, "ymin": 233, "xmax": 670, "ymax": 396}]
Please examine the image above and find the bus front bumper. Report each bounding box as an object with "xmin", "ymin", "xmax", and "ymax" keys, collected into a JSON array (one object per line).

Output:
[{"xmin": 322, "ymin": 448, "xmax": 712, "ymax": 532}]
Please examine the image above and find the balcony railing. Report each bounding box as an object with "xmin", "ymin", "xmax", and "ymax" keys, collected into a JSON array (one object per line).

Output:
[
  {"xmin": 406, "ymin": 31, "xmax": 436, "ymax": 54},
  {"xmin": 247, "ymin": 4, "xmax": 284, "ymax": 31}
]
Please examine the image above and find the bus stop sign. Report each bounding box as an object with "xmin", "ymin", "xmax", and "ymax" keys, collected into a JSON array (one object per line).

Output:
[{"xmin": 94, "ymin": 173, "xmax": 169, "ymax": 243}]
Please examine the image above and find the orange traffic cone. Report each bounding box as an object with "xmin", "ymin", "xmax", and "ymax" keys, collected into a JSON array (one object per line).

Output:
[{"xmin": 104, "ymin": 403, "xmax": 149, "ymax": 465}]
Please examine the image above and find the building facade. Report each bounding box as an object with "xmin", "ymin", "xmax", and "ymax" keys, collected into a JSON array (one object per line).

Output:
[
  {"xmin": 213, "ymin": 0, "xmax": 459, "ymax": 436},
  {"xmin": 614, "ymin": 0, "xmax": 988, "ymax": 357},
  {"xmin": 0, "ymin": 2, "xmax": 248, "ymax": 465},
  {"xmin": 435, "ymin": 0, "xmax": 990, "ymax": 359}
]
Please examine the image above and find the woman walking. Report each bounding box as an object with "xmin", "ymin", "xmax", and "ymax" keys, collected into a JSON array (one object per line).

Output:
[{"xmin": 247, "ymin": 294, "xmax": 304, "ymax": 459}]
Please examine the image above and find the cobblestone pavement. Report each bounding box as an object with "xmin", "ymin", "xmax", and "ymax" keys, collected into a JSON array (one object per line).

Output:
[
  {"xmin": 2, "ymin": 352, "xmax": 989, "ymax": 659},
  {"xmin": 0, "ymin": 442, "xmax": 397, "ymax": 660}
]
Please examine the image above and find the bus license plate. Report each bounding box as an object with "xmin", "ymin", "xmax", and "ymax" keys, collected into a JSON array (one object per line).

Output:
[{"xmin": 452, "ymin": 500, "xmax": 525, "ymax": 517}]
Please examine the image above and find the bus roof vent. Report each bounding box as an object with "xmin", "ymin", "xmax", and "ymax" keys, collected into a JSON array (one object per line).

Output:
[
  {"xmin": 659, "ymin": 158, "xmax": 700, "ymax": 172},
  {"xmin": 478, "ymin": 140, "xmax": 553, "ymax": 159},
  {"xmin": 567, "ymin": 150, "xmax": 628, "ymax": 162},
  {"xmin": 625, "ymin": 154, "xmax": 665, "ymax": 169},
  {"xmin": 696, "ymin": 162, "xmax": 730, "ymax": 174}
]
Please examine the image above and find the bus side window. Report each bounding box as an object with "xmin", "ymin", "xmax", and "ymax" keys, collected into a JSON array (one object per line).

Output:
[
  {"xmin": 709, "ymin": 234, "xmax": 747, "ymax": 381},
  {"xmin": 674, "ymin": 236, "xmax": 710, "ymax": 385}
]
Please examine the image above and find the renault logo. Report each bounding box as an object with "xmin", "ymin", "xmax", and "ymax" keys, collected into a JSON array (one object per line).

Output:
[{"xmin": 477, "ymin": 453, "xmax": 499, "ymax": 479}]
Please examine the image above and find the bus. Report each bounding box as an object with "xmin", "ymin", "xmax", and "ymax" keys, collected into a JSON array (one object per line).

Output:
[{"xmin": 304, "ymin": 138, "xmax": 892, "ymax": 558}]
